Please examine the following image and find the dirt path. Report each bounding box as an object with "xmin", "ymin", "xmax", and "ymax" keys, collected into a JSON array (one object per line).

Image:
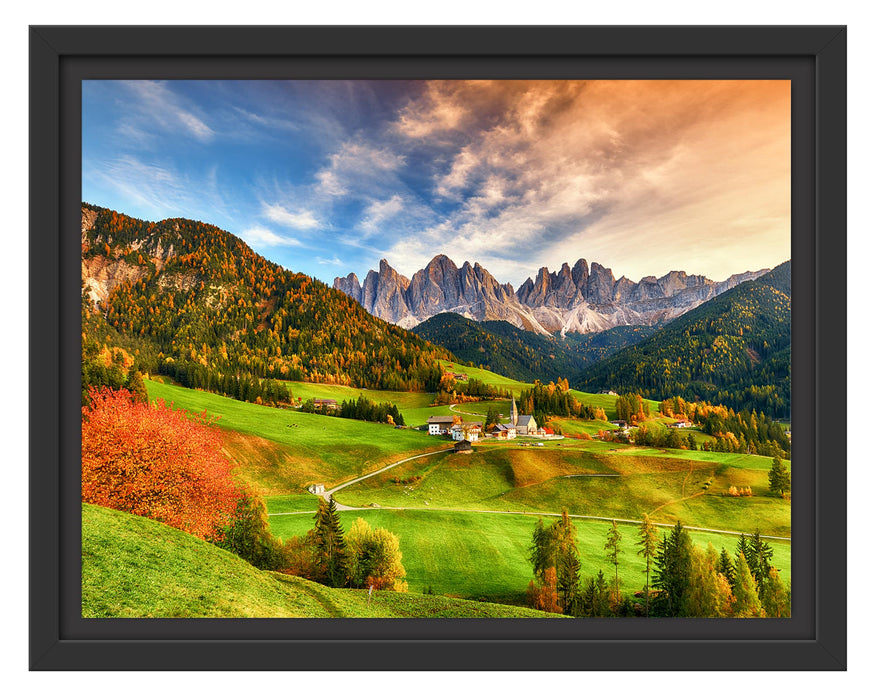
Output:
[
  {"xmin": 449, "ymin": 403, "xmax": 486, "ymax": 418},
  {"xmin": 269, "ymin": 503, "xmax": 790, "ymax": 542},
  {"xmin": 321, "ymin": 447, "xmax": 454, "ymax": 509}
]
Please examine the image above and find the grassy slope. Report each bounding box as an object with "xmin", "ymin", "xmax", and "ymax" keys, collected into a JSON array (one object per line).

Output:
[
  {"xmin": 282, "ymin": 380, "xmax": 456, "ymax": 426},
  {"xmin": 82, "ymin": 504, "xmax": 563, "ymax": 618},
  {"xmin": 146, "ymin": 379, "xmax": 439, "ymax": 492},
  {"xmin": 269, "ymin": 509, "xmax": 790, "ymax": 600},
  {"xmin": 333, "ymin": 441, "xmax": 791, "ymax": 537}
]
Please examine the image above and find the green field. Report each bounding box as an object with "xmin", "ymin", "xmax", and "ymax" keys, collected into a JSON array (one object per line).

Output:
[
  {"xmin": 440, "ymin": 361, "xmax": 535, "ymax": 395},
  {"xmin": 268, "ymin": 508, "xmax": 790, "ymax": 600},
  {"xmin": 146, "ymin": 379, "xmax": 439, "ymax": 492},
  {"xmin": 143, "ymin": 378, "xmax": 790, "ymax": 606},
  {"xmin": 83, "ymin": 504, "xmax": 562, "ymax": 618},
  {"xmin": 333, "ymin": 441, "xmax": 791, "ymax": 537},
  {"xmin": 282, "ymin": 380, "xmax": 457, "ymax": 426}
]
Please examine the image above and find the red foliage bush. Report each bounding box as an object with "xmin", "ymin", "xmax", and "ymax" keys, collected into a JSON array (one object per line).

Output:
[{"xmin": 81, "ymin": 387, "xmax": 242, "ymax": 539}]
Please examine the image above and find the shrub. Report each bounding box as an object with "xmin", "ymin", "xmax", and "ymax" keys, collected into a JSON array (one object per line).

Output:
[{"xmin": 81, "ymin": 387, "xmax": 242, "ymax": 540}]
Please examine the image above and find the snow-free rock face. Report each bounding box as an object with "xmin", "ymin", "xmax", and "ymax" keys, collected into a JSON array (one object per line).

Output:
[
  {"xmin": 81, "ymin": 205, "xmax": 179, "ymax": 305},
  {"xmin": 333, "ymin": 256, "xmax": 770, "ymax": 336}
]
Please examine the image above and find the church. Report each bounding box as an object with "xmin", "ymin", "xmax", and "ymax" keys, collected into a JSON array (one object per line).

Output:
[{"xmin": 510, "ymin": 397, "xmax": 538, "ymax": 436}]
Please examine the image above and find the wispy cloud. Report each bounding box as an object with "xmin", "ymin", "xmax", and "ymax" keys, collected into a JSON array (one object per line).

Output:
[
  {"xmin": 84, "ymin": 155, "xmax": 191, "ymax": 216},
  {"xmin": 262, "ymin": 203, "xmax": 322, "ymax": 230},
  {"xmin": 359, "ymin": 195, "xmax": 404, "ymax": 232},
  {"xmin": 238, "ymin": 225, "xmax": 303, "ymax": 248},
  {"xmin": 121, "ymin": 80, "xmax": 215, "ymax": 143}
]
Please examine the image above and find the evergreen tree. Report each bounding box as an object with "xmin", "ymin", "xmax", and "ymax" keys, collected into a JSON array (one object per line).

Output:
[
  {"xmin": 747, "ymin": 530, "xmax": 774, "ymax": 600},
  {"xmin": 528, "ymin": 518, "xmax": 556, "ymax": 579},
  {"xmin": 732, "ymin": 552, "xmax": 765, "ymax": 617},
  {"xmin": 581, "ymin": 570, "xmax": 612, "ymax": 617},
  {"xmin": 636, "ymin": 513, "xmax": 659, "ymax": 616},
  {"xmin": 484, "ymin": 404, "xmax": 498, "ymax": 431},
  {"xmin": 653, "ymin": 521, "xmax": 693, "ymax": 616},
  {"xmin": 311, "ymin": 497, "xmax": 349, "ymax": 587},
  {"xmin": 604, "ymin": 520, "xmax": 623, "ymax": 607},
  {"xmin": 761, "ymin": 568, "xmax": 791, "ymax": 617},
  {"xmin": 718, "ymin": 547, "xmax": 737, "ymax": 587},
  {"xmin": 554, "ymin": 509, "xmax": 581, "ymax": 616},
  {"xmin": 768, "ymin": 455, "xmax": 791, "ymax": 498}
]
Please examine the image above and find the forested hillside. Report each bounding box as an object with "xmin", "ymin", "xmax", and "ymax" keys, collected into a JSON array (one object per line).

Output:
[
  {"xmin": 81, "ymin": 205, "xmax": 454, "ymax": 395},
  {"xmin": 577, "ymin": 262, "xmax": 791, "ymax": 417},
  {"xmin": 412, "ymin": 313, "xmax": 653, "ymax": 383}
]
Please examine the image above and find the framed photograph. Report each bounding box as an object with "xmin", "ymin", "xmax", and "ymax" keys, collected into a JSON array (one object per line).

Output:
[{"xmin": 30, "ymin": 25, "xmax": 846, "ymax": 670}]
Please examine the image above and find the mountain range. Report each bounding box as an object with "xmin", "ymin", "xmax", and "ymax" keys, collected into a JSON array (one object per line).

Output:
[
  {"xmin": 334, "ymin": 256, "xmax": 769, "ymax": 336},
  {"xmin": 577, "ymin": 260, "xmax": 792, "ymax": 416}
]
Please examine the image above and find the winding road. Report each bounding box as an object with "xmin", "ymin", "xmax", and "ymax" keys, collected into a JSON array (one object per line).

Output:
[
  {"xmin": 321, "ymin": 447, "xmax": 454, "ymax": 509},
  {"xmin": 268, "ymin": 438, "xmax": 790, "ymax": 541}
]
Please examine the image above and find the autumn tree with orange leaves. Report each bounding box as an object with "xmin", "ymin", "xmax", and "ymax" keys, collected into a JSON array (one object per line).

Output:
[{"xmin": 81, "ymin": 387, "xmax": 242, "ymax": 540}]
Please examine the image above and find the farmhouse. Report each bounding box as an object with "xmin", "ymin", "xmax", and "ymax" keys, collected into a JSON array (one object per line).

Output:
[
  {"xmin": 452, "ymin": 422, "xmax": 482, "ymax": 442},
  {"xmin": 671, "ymin": 420, "xmax": 693, "ymax": 428},
  {"xmin": 312, "ymin": 398, "xmax": 339, "ymax": 411},
  {"xmin": 427, "ymin": 415, "xmax": 458, "ymax": 435},
  {"xmin": 491, "ymin": 423, "xmax": 517, "ymax": 440},
  {"xmin": 600, "ymin": 389, "xmax": 618, "ymax": 396},
  {"xmin": 307, "ymin": 483, "xmax": 325, "ymax": 495},
  {"xmin": 609, "ymin": 419, "xmax": 630, "ymax": 429}
]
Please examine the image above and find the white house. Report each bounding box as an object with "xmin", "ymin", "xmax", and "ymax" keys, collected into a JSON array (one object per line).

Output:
[
  {"xmin": 427, "ymin": 415, "xmax": 458, "ymax": 435},
  {"xmin": 452, "ymin": 422, "xmax": 482, "ymax": 442}
]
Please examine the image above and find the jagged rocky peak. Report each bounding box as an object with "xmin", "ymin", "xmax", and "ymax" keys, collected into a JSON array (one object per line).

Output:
[
  {"xmin": 337, "ymin": 254, "xmax": 773, "ymax": 336},
  {"xmin": 333, "ymin": 272, "xmax": 362, "ymax": 301},
  {"xmin": 587, "ymin": 262, "xmax": 616, "ymax": 305}
]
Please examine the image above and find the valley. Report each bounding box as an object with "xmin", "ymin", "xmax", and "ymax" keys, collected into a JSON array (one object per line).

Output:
[
  {"xmin": 81, "ymin": 203, "xmax": 792, "ymax": 618},
  {"xmin": 142, "ymin": 373, "xmax": 791, "ymax": 605}
]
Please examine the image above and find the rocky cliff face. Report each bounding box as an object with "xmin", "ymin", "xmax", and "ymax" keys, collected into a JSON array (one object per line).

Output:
[
  {"xmin": 335, "ymin": 255, "xmax": 770, "ymax": 336},
  {"xmin": 80, "ymin": 205, "xmax": 180, "ymax": 305}
]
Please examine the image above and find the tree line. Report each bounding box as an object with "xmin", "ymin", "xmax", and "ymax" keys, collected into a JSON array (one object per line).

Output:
[
  {"xmin": 517, "ymin": 379, "xmax": 607, "ymax": 427},
  {"xmin": 300, "ymin": 394, "xmax": 406, "ymax": 426},
  {"xmin": 526, "ymin": 510, "xmax": 790, "ymax": 617}
]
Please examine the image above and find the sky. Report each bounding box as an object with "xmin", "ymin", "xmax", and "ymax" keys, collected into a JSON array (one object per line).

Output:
[{"xmin": 82, "ymin": 79, "xmax": 791, "ymax": 287}]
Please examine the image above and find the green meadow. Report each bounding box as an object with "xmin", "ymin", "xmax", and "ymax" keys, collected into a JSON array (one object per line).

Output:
[
  {"xmin": 82, "ymin": 504, "xmax": 562, "ymax": 618},
  {"xmin": 268, "ymin": 508, "xmax": 790, "ymax": 601},
  {"xmin": 334, "ymin": 441, "xmax": 791, "ymax": 537},
  {"xmin": 143, "ymin": 378, "xmax": 790, "ymax": 606},
  {"xmin": 146, "ymin": 379, "xmax": 439, "ymax": 492}
]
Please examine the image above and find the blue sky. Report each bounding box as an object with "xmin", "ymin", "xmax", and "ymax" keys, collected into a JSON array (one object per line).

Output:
[{"xmin": 82, "ymin": 79, "xmax": 791, "ymax": 287}]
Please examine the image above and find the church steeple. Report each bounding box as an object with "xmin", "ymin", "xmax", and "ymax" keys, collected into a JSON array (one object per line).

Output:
[{"xmin": 510, "ymin": 397, "xmax": 518, "ymax": 425}]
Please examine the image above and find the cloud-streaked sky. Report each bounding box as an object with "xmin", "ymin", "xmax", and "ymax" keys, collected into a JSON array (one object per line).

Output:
[{"xmin": 83, "ymin": 79, "xmax": 790, "ymax": 286}]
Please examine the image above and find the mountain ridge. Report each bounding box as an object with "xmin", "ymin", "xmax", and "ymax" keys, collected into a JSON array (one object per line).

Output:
[
  {"xmin": 576, "ymin": 260, "xmax": 792, "ymax": 416},
  {"xmin": 335, "ymin": 255, "xmax": 770, "ymax": 336}
]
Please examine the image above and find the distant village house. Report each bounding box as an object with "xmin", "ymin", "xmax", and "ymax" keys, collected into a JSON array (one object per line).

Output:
[
  {"xmin": 427, "ymin": 415, "xmax": 459, "ymax": 435},
  {"xmin": 491, "ymin": 423, "xmax": 517, "ymax": 440},
  {"xmin": 451, "ymin": 422, "xmax": 482, "ymax": 442},
  {"xmin": 312, "ymin": 398, "xmax": 339, "ymax": 411}
]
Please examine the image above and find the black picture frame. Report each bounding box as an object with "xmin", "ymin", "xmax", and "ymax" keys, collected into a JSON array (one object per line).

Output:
[{"xmin": 29, "ymin": 25, "xmax": 846, "ymax": 671}]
